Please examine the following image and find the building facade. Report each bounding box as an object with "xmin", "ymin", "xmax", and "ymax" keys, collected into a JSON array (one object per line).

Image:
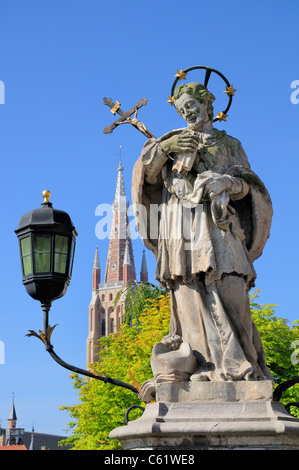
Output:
[
  {"xmin": 0, "ymin": 398, "xmax": 68, "ymax": 450},
  {"xmin": 3, "ymin": 398, "xmax": 24, "ymax": 446},
  {"xmin": 86, "ymin": 161, "xmax": 148, "ymax": 365}
]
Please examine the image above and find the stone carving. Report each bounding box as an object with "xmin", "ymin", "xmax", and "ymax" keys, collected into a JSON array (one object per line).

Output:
[
  {"xmin": 139, "ymin": 335, "xmax": 197, "ymax": 402},
  {"xmin": 132, "ymin": 80, "xmax": 273, "ymax": 397}
]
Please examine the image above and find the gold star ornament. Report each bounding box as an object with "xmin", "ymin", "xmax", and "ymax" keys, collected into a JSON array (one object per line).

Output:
[
  {"xmin": 175, "ymin": 69, "xmax": 187, "ymax": 81},
  {"xmin": 167, "ymin": 96, "xmax": 175, "ymax": 106},
  {"xmin": 216, "ymin": 112, "xmax": 228, "ymax": 122},
  {"xmin": 224, "ymin": 85, "xmax": 237, "ymax": 96}
]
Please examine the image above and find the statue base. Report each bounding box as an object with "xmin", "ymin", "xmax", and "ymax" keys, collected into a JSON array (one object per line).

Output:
[{"xmin": 109, "ymin": 381, "xmax": 299, "ymax": 450}]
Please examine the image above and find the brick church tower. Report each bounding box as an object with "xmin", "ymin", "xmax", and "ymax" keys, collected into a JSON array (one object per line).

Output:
[
  {"xmin": 86, "ymin": 160, "xmax": 148, "ymax": 365},
  {"xmin": 4, "ymin": 397, "xmax": 24, "ymax": 446}
]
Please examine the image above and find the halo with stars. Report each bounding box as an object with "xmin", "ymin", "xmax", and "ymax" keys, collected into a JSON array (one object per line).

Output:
[{"xmin": 168, "ymin": 65, "xmax": 236, "ymax": 123}]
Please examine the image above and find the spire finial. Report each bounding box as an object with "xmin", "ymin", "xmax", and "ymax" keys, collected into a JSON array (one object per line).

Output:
[
  {"xmin": 42, "ymin": 190, "xmax": 51, "ymax": 203},
  {"xmin": 113, "ymin": 156, "xmax": 126, "ymax": 210}
]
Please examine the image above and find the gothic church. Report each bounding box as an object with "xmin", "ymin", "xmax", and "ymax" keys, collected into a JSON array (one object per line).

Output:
[{"xmin": 86, "ymin": 160, "xmax": 148, "ymax": 365}]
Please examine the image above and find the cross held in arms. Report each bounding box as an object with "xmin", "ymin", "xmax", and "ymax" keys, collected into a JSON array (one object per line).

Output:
[{"xmin": 103, "ymin": 97, "xmax": 155, "ymax": 139}]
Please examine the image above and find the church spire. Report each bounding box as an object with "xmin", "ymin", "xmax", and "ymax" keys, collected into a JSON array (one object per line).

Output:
[
  {"xmin": 29, "ymin": 425, "xmax": 35, "ymax": 450},
  {"xmin": 87, "ymin": 156, "xmax": 138, "ymax": 365},
  {"xmin": 93, "ymin": 246, "xmax": 100, "ymax": 269},
  {"xmin": 8, "ymin": 395, "xmax": 17, "ymax": 428},
  {"xmin": 6, "ymin": 395, "xmax": 24, "ymax": 446},
  {"xmin": 123, "ymin": 240, "xmax": 134, "ymax": 285},
  {"xmin": 140, "ymin": 250, "xmax": 148, "ymax": 283},
  {"xmin": 92, "ymin": 246, "xmax": 101, "ymax": 290},
  {"xmin": 104, "ymin": 158, "xmax": 136, "ymax": 284},
  {"xmin": 112, "ymin": 159, "xmax": 126, "ymax": 214}
]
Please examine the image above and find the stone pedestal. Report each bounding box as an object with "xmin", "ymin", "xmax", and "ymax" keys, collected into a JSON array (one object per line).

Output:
[{"xmin": 109, "ymin": 381, "xmax": 299, "ymax": 450}]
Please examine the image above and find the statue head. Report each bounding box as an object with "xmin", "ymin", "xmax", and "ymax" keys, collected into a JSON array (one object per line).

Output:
[{"xmin": 174, "ymin": 82, "xmax": 215, "ymax": 125}]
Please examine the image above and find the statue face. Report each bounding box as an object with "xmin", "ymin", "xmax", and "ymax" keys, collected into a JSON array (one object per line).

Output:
[{"xmin": 175, "ymin": 93, "xmax": 209, "ymax": 129}]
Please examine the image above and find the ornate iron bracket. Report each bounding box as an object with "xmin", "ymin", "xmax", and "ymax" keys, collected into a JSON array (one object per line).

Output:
[{"xmin": 26, "ymin": 303, "xmax": 139, "ymax": 396}]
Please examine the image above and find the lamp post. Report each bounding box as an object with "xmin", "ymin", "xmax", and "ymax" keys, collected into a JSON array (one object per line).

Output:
[{"xmin": 15, "ymin": 191, "xmax": 138, "ymax": 395}]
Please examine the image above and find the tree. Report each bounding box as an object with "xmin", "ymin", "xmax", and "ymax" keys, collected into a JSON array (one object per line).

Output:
[
  {"xmin": 60, "ymin": 288, "xmax": 299, "ymax": 449},
  {"xmin": 114, "ymin": 280, "xmax": 166, "ymax": 324},
  {"xmin": 250, "ymin": 290, "xmax": 299, "ymax": 417},
  {"xmin": 60, "ymin": 286, "xmax": 171, "ymax": 450}
]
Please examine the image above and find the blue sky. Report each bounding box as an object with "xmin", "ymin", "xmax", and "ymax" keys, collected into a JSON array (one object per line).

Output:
[{"xmin": 0, "ymin": 0, "xmax": 299, "ymax": 436}]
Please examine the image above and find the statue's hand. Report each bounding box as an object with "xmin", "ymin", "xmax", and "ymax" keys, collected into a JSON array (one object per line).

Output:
[
  {"xmin": 204, "ymin": 175, "xmax": 233, "ymax": 199},
  {"xmin": 160, "ymin": 133, "xmax": 199, "ymax": 155}
]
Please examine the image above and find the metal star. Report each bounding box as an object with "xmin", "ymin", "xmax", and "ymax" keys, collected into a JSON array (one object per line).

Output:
[
  {"xmin": 215, "ymin": 112, "xmax": 228, "ymax": 122},
  {"xmin": 167, "ymin": 96, "xmax": 175, "ymax": 106},
  {"xmin": 224, "ymin": 85, "xmax": 237, "ymax": 96},
  {"xmin": 175, "ymin": 69, "xmax": 187, "ymax": 81}
]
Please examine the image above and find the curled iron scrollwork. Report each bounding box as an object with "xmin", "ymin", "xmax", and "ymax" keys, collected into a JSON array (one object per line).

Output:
[
  {"xmin": 125, "ymin": 405, "xmax": 145, "ymax": 425},
  {"xmin": 273, "ymin": 376, "xmax": 299, "ymax": 416}
]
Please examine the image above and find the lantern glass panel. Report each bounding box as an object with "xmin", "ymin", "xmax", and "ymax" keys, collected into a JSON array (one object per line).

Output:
[
  {"xmin": 68, "ymin": 238, "xmax": 75, "ymax": 276},
  {"xmin": 34, "ymin": 234, "xmax": 51, "ymax": 273},
  {"xmin": 54, "ymin": 235, "xmax": 69, "ymax": 274},
  {"xmin": 20, "ymin": 236, "xmax": 32, "ymax": 275}
]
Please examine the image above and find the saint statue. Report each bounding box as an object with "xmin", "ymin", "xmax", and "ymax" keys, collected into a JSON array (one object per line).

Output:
[{"xmin": 132, "ymin": 76, "xmax": 273, "ymax": 386}]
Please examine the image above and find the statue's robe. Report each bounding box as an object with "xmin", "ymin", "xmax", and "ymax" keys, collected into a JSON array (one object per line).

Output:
[{"xmin": 132, "ymin": 127, "xmax": 273, "ymax": 381}]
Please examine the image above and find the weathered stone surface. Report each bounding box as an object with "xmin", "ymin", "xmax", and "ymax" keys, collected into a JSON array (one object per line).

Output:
[
  {"xmin": 151, "ymin": 337, "xmax": 197, "ymax": 381},
  {"xmin": 155, "ymin": 379, "xmax": 273, "ymax": 403},
  {"xmin": 110, "ymin": 399, "xmax": 299, "ymax": 450}
]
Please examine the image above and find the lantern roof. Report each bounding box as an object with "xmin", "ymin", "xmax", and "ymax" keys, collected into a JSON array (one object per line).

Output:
[{"xmin": 15, "ymin": 191, "xmax": 77, "ymax": 236}]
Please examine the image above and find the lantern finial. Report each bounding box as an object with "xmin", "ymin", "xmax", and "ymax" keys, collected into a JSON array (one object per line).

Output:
[{"xmin": 42, "ymin": 190, "xmax": 51, "ymax": 204}]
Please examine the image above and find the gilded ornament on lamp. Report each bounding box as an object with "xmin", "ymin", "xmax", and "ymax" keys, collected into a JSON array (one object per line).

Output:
[
  {"xmin": 42, "ymin": 190, "xmax": 51, "ymax": 203},
  {"xmin": 26, "ymin": 324, "xmax": 58, "ymax": 346},
  {"xmin": 128, "ymin": 365, "xmax": 141, "ymax": 391}
]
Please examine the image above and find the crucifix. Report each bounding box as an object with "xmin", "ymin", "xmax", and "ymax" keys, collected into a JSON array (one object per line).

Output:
[{"xmin": 103, "ymin": 97, "xmax": 155, "ymax": 139}]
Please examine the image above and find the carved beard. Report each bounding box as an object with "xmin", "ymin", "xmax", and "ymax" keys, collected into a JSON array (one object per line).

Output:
[{"xmin": 186, "ymin": 110, "xmax": 211, "ymax": 131}]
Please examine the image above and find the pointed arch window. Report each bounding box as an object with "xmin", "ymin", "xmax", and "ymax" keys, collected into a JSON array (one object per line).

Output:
[{"xmin": 101, "ymin": 319, "xmax": 106, "ymax": 336}]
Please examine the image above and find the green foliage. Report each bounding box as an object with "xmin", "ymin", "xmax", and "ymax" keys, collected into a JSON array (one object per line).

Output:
[
  {"xmin": 115, "ymin": 281, "xmax": 167, "ymax": 324},
  {"xmin": 61, "ymin": 288, "xmax": 299, "ymax": 449},
  {"xmin": 60, "ymin": 286, "xmax": 171, "ymax": 450},
  {"xmin": 250, "ymin": 290, "xmax": 299, "ymax": 416}
]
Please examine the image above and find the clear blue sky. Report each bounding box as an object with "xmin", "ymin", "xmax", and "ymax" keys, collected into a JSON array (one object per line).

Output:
[{"xmin": 0, "ymin": 0, "xmax": 298, "ymax": 436}]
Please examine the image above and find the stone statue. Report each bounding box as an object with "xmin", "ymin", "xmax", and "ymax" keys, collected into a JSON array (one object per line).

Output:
[{"xmin": 132, "ymin": 80, "xmax": 273, "ymax": 398}]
